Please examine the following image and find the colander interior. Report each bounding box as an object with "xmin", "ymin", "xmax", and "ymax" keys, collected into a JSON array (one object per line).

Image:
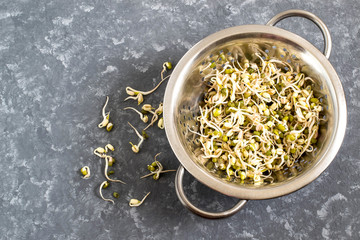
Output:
[{"xmin": 172, "ymin": 33, "xmax": 334, "ymax": 189}]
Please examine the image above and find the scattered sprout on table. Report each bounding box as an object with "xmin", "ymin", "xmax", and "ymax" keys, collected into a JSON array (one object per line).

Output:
[
  {"xmin": 106, "ymin": 122, "xmax": 114, "ymax": 132},
  {"xmin": 87, "ymin": 63, "xmax": 175, "ymax": 205},
  {"xmin": 130, "ymin": 143, "xmax": 139, "ymax": 153},
  {"xmin": 93, "ymin": 147, "xmax": 106, "ymax": 158},
  {"xmin": 105, "ymin": 144, "xmax": 115, "ymax": 152},
  {"xmin": 124, "ymin": 89, "xmax": 143, "ymax": 105},
  {"xmin": 124, "ymin": 107, "xmax": 149, "ymax": 123},
  {"xmin": 99, "ymin": 181, "xmax": 114, "ymax": 204},
  {"xmin": 163, "ymin": 61, "xmax": 172, "ymax": 70},
  {"xmin": 93, "ymin": 143, "xmax": 126, "ymax": 187},
  {"xmin": 104, "ymin": 156, "xmax": 126, "ymax": 184},
  {"xmin": 124, "ymin": 62, "xmax": 173, "ymax": 104},
  {"xmin": 137, "ymin": 93, "xmax": 144, "ymax": 105},
  {"xmin": 128, "ymin": 122, "xmax": 144, "ymax": 153},
  {"xmin": 155, "ymin": 103, "xmax": 163, "ymax": 116},
  {"xmin": 98, "ymin": 96, "xmax": 113, "ymax": 129},
  {"xmin": 80, "ymin": 166, "xmax": 90, "ymax": 179},
  {"xmin": 144, "ymin": 103, "xmax": 163, "ymax": 131},
  {"xmin": 142, "ymin": 104, "xmax": 153, "ymax": 112},
  {"xmin": 141, "ymin": 153, "xmax": 176, "ymax": 180},
  {"xmin": 129, "ymin": 192, "xmax": 151, "ymax": 207}
]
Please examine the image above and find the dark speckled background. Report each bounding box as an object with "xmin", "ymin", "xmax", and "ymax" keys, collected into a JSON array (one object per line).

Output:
[{"xmin": 1, "ymin": 0, "xmax": 359, "ymax": 239}]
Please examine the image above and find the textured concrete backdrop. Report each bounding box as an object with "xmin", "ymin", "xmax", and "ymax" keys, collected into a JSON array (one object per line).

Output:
[{"xmin": 0, "ymin": 0, "xmax": 359, "ymax": 239}]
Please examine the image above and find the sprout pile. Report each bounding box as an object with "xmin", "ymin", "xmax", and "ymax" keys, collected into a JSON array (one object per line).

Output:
[{"xmin": 195, "ymin": 51, "xmax": 323, "ymax": 184}]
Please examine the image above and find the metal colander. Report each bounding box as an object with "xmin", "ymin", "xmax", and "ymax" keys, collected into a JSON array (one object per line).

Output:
[{"xmin": 163, "ymin": 10, "xmax": 346, "ymax": 218}]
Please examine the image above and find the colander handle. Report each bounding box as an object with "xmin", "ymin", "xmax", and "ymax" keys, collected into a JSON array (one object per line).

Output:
[
  {"xmin": 175, "ymin": 165, "xmax": 247, "ymax": 219},
  {"xmin": 266, "ymin": 9, "xmax": 332, "ymax": 59}
]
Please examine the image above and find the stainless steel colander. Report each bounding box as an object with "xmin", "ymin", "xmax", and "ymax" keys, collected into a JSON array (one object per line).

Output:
[{"xmin": 163, "ymin": 10, "xmax": 347, "ymax": 218}]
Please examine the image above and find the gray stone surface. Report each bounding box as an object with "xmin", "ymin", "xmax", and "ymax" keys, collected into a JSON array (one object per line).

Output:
[{"xmin": 0, "ymin": 0, "xmax": 359, "ymax": 239}]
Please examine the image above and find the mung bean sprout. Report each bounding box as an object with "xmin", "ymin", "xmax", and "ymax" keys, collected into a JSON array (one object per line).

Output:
[
  {"xmin": 141, "ymin": 153, "xmax": 176, "ymax": 180},
  {"xmin": 128, "ymin": 122, "xmax": 144, "ymax": 153},
  {"xmin": 129, "ymin": 192, "xmax": 151, "ymax": 207},
  {"xmin": 124, "ymin": 62, "xmax": 172, "ymax": 104},
  {"xmin": 99, "ymin": 181, "xmax": 114, "ymax": 204},
  {"xmin": 98, "ymin": 96, "xmax": 111, "ymax": 128},
  {"xmin": 124, "ymin": 107, "xmax": 149, "ymax": 123}
]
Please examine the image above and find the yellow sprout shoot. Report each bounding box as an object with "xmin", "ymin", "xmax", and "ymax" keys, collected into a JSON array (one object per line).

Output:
[
  {"xmin": 129, "ymin": 142, "xmax": 139, "ymax": 153},
  {"xmin": 107, "ymin": 156, "xmax": 115, "ymax": 166},
  {"xmin": 161, "ymin": 62, "xmax": 172, "ymax": 82},
  {"xmin": 137, "ymin": 93, "xmax": 144, "ymax": 105},
  {"xmin": 80, "ymin": 166, "xmax": 90, "ymax": 179},
  {"xmin": 129, "ymin": 192, "xmax": 151, "ymax": 207},
  {"xmin": 142, "ymin": 130, "xmax": 149, "ymax": 139},
  {"xmin": 102, "ymin": 181, "xmax": 109, "ymax": 188},
  {"xmin": 105, "ymin": 144, "xmax": 115, "ymax": 152},
  {"xmin": 126, "ymin": 88, "xmax": 138, "ymax": 96},
  {"xmin": 95, "ymin": 147, "xmax": 106, "ymax": 153},
  {"xmin": 106, "ymin": 122, "xmax": 114, "ymax": 131},
  {"xmin": 164, "ymin": 61, "xmax": 172, "ymax": 70},
  {"xmin": 157, "ymin": 117, "xmax": 164, "ymax": 129},
  {"xmin": 142, "ymin": 115, "xmax": 149, "ymax": 123}
]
